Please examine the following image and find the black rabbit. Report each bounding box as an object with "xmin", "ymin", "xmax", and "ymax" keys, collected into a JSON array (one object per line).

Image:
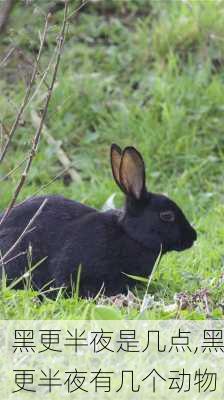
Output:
[{"xmin": 0, "ymin": 144, "xmax": 197, "ymax": 297}]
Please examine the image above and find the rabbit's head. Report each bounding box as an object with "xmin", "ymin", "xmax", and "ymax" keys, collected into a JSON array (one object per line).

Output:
[{"xmin": 111, "ymin": 144, "xmax": 197, "ymax": 255}]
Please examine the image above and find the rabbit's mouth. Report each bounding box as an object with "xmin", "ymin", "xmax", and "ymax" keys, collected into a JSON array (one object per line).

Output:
[
  {"xmin": 163, "ymin": 240, "xmax": 194, "ymax": 253},
  {"xmin": 176, "ymin": 238, "xmax": 196, "ymax": 251},
  {"xmin": 175, "ymin": 226, "xmax": 197, "ymax": 251}
]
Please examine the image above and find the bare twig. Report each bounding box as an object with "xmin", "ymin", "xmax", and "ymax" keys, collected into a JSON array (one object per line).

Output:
[
  {"xmin": 202, "ymin": 291, "xmax": 210, "ymax": 317},
  {"xmin": 3, "ymin": 251, "xmax": 27, "ymax": 265},
  {"xmin": 0, "ymin": 121, "xmax": 10, "ymax": 137},
  {"xmin": 26, "ymin": 52, "xmax": 55, "ymax": 106},
  {"xmin": 0, "ymin": 122, "xmax": 9, "ymax": 151},
  {"xmin": 10, "ymin": 166, "xmax": 71, "ymax": 208},
  {"xmin": 0, "ymin": 0, "xmax": 16, "ymax": 35},
  {"xmin": 67, "ymin": 0, "xmax": 90, "ymax": 21},
  {"xmin": 25, "ymin": 167, "xmax": 71, "ymax": 198},
  {"xmin": 26, "ymin": 0, "xmax": 90, "ymax": 107},
  {"xmin": 0, "ymin": 45, "xmax": 16, "ymax": 67},
  {"xmin": 31, "ymin": 110, "xmax": 81, "ymax": 183},
  {"xmin": 0, "ymin": 156, "xmax": 28, "ymax": 182},
  {"xmin": 0, "ymin": 2, "xmax": 69, "ymax": 226},
  {"xmin": 0, "ymin": 12, "xmax": 49, "ymax": 162},
  {"xmin": 1, "ymin": 198, "xmax": 47, "ymax": 263}
]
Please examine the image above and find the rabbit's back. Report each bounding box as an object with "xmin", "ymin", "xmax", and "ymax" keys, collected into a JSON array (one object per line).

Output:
[
  {"xmin": 0, "ymin": 195, "xmax": 96, "ymax": 289},
  {"xmin": 0, "ymin": 195, "xmax": 95, "ymax": 228}
]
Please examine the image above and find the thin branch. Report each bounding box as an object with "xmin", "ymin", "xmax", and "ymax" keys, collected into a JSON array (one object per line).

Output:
[
  {"xmin": 0, "ymin": 1, "xmax": 69, "ymax": 226},
  {"xmin": 1, "ymin": 198, "xmax": 47, "ymax": 263},
  {"xmin": 3, "ymin": 251, "xmax": 27, "ymax": 265},
  {"xmin": 0, "ymin": 45, "xmax": 16, "ymax": 67},
  {"xmin": 0, "ymin": 12, "xmax": 49, "ymax": 162},
  {"xmin": 10, "ymin": 166, "xmax": 70, "ymax": 209},
  {"xmin": 26, "ymin": 45, "xmax": 58, "ymax": 108},
  {"xmin": 0, "ymin": 0, "xmax": 16, "ymax": 35},
  {"xmin": 0, "ymin": 121, "xmax": 10, "ymax": 137},
  {"xmin": 0, "ymin": 156, "xmax": 28, "ymax": 182},
  {"xmin": 25, "ymin": 166, "xmax": 70, "ymax": 198},
  {"xmin": 67, "ymin": 0, "xmax": 90, "ymax": 21}
]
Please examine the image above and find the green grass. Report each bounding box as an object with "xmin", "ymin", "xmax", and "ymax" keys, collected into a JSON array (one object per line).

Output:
[{"xmin": 0, "ymin": 0, "xmax": 223, "ymax": 319}]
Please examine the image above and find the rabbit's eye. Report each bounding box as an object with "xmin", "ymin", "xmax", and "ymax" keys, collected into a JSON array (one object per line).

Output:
[{"xmin": 160, "ymin": 210, "xmax": 175, "ymax": 222}]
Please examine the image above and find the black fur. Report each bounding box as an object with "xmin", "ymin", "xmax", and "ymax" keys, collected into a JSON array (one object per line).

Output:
[{"xmin": 0, "ymin": 145, "xmax": 197, "ymax": 297}]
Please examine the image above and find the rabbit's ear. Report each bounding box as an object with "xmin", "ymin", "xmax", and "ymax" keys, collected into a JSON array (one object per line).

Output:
[
  {"xmin": 110, "ymin": 144, "xmax": 125, "ymax": 192},
  {"xmin": 120, "ymin": 146, "xmax": 146, "ymax": 200}
]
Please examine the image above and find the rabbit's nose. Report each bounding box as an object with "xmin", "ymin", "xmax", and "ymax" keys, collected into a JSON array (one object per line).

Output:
[{"xmin": 191, "ymin": 227, "xmax": 197, "ymax": 241}]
